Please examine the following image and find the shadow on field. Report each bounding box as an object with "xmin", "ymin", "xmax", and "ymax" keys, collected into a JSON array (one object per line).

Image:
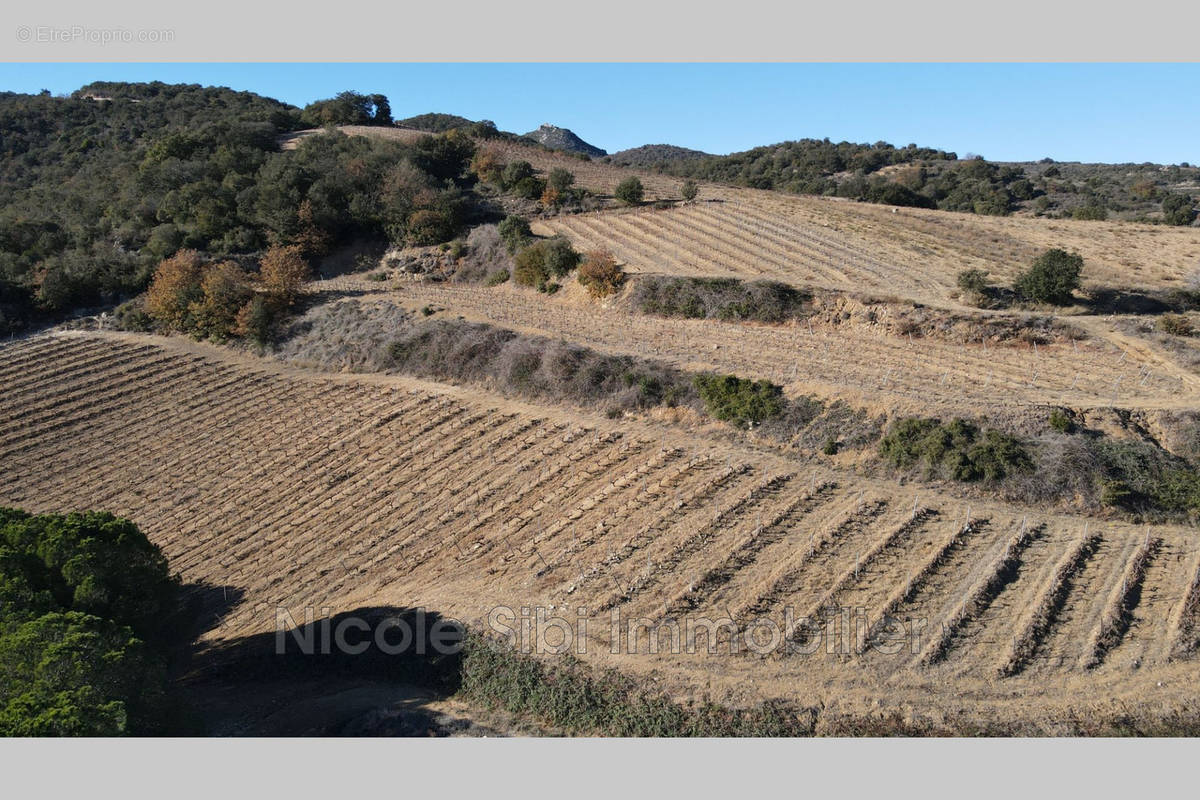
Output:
[
  {"xmin": 1086, "ymin": 287, "xmax": 1177, "ymax": 315},
  {"xmin": 175, "ymin": 606, "xmax": 478, "ymax": 736},
  {"xmin": 174, "ymin": 581, "xmax": 247, "ymax": 640}
]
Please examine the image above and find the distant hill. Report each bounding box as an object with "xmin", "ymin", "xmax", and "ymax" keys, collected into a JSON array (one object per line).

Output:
[
  {"xmin": 628, "ymin": 137, "xmax": 1199, "ymax": 222},
  {"xmin": 522, "ymin": 123, "xmax": 606, "ymax": 158},
  {"xmin": 395, "ymin": 112, "xmax": 476, "ymax": 132},
  {"xmin": 608, "ymin": 144, "xmax": 710, "ymax": 168}
]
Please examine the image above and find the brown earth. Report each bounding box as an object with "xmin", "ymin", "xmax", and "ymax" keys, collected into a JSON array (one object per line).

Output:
[
  {"xmin": 278, "ymin": 126, "xmax": 1200, "ymax": 308},
  {"xmin": 4, "ymin": 331, "xmax": 1199, "ymax": 732},
  {"xmin": 13, "ymin": 126, "xmax": 1200, "ymax": 733},
  {"xmin": 306, "ymin": 279, "xmax": 1200, "ymax": 421}
]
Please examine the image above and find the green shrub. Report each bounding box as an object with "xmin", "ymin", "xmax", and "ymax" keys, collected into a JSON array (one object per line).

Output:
[
  {"xmin": 1162, "ymin": 193, "xmax": 1197, "ymax": 226},
  {"xmin": 880, "ymin": 417, "xmax": 1031, "ymax": 482},
  {"xmin": 1014, "ymin": 248, "xmax": 1083, "ymax": 305},
  {"xmin": 513, "ymin": 238, "xmax": 580, "ymax": 289},
  {"xmin": 497, "ymin": 215, "xmax": 533, "ymax": 254},
  {"xmin": 967, "ymin": 430, "xmax": 1034, "ymax": 481},
  {"xmin": 0, "ymin": 612, "xmax": 167, "ymax": 736},
  {"xmin": 1049, "ymin": 408, "xmax": 1075, "ymax": 433},
  {"xmin": 485, "ymin": 268, "xmax": 510, "ymax": 286},
  {"xmin": 0, "ymin": 509, "xmax": 183, "ymax": 736},
  {"xmin": 548, "ymin": 168, "xmax": 575, "ymax": 193},
  {"xmin": 113, "ymin": 298, "xmax": 153, "ymax": 332},
  {"xmin": 1071, "ymin": 204, "xmax": 1108, "ymax": 221},
  {"xmin": 1158, "ymin": 314, "xmax": 1194, "ymax": 336},
  {"xmin": 957, "ymin": 269, "xmax": 990, "ymax": 295},
  {"xmin": 1100, "ymin": 480, "xmax": 1133, "ymax": 508},
  {"xmin": 512, "ymin": 176, "xmax": 547, "ymax": 201},
  {"xmin": 459, "ymin": 634, "xmax": 807, "ymax": 736},
  {"xmin": 822, "ymin": 438, "xmax": 839, "ymax": 456},
  {"xmin": 956, "ymin": 269, "xmax": 992, "ymax": 306},
  {"xmin": 500, "ymin": 160, "xmax": 535, "ymax": 190},
  {"xmin": 681, "ymin": 179, "xmax": 698, "ymax": 202},
  {"xmin": 632, "ymin": 276, "xmax": 811, "ymax": 323},
  {"xmin": 693, "ymin": 374, "xmax": 785, "ymax": 427},
  {"xmin": 1091, "ymin": 439, "xmax": 1200, "ymax": 514},
  {"xmin": 615, "ymin": 177, "xmax": 645, "ymax": 205}
]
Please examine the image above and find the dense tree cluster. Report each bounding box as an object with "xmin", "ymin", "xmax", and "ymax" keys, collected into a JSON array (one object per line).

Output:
[
  {"xmin": 0, "ymin": 84, "xmax": 477, "ymax": 333},
  {"xmin": 300, "ymin": 91, "xmax": 391, "ymax": 127},
  {"xmin": 0, "ymin": 509, "xmax": 183, "ymax": 735},
  {"xmin": 138, "ymin": 245, "xmax": 311, "ymax": 343},
  {"xmin": 631, "ymin": 137, "xmax": 1200, "ymax": 221},
  {"xmin": 656, "ymin": 139, "xmax": 962, "ymax": 207},
  {"xmin": 470, "ymin": 149, "xmax": 590, "ymax": 210},
  {"xmin": 1162, "ymin": 193, "xmax": 1197, "ymax": 226}
]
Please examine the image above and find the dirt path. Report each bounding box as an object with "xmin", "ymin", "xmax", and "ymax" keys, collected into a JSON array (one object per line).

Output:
[{"xmin": 307, "ymin": 281, "xmax": 1199, "ymax": 417}]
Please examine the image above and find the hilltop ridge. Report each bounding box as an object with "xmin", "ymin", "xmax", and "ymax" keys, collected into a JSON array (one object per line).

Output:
[{"xmin": 523, "ymin": 123, "xmax": 606, "ymax": 157}]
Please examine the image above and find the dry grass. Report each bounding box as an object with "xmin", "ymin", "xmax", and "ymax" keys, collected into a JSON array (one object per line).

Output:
[
  {"xmin": 283, "ymin": 125, "xmax": 1200, "ymax": 309},
  {"xmin": 306, "ymin": 281, "xmax": 1200, "ymax": 419},
  {"xmin": 12, "ymin": 126, "xmax": 1200, "ymax": 733},
  {"xmin": 6, "ymin": 332, "xmax": 1198, "ymax": 731}
]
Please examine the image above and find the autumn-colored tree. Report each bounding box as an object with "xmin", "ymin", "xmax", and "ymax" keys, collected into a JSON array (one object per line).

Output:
[
  {"xmin": 259, "ymin": 244, "xmax": 311, "ymax": 304},
  {"xmin": 577, "ymin": 250, "xmax": 625, "ymax": 298},
  {"xmin": 188, "ymin": 261, "xmax": 250, "ymax": 341},
  {"xmin": 406, "ymin": 208, "xmax": 455, "ymax": 246},
  {"xmin": 234, "ymin": 296, "xmax": 274, "ymax": 345},
  {"xmin": 469, "ymin": 147, "xmax": 505, "ymax": 185},
  {"xmin": 292, "ymin": 199, "xmax": 331, "ymax": 257},
  {"xmin": 540, "ymin": 185, "xmax": 561, "ymax": 209},
  {"xmin": 144, "ymin": 250, "xmax": 205, "ymax": 330}
]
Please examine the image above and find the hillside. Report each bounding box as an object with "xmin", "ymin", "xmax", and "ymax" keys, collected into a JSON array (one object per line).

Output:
[
  {"xmin": 0, "ymin": 86, "xmax": 487, "ymax": 334},
  {"xmin": 395, "ymin": 111, "xmax": 476, "ymax": 131},
  {"xmin": 9, "ymin": 86, "xmax": 1200, "ymax": 735},
  {"xmin": 522, "ymin": 123, "xmax": 606, "ymax": 157},
  {"xmin": 608, "ymin": 143, "xmax": 711, "ymax": 167},
  {"xmin": 623, "ymin": 138, "xmax": 1200, "ymax": 223},
  {"xmin": 5, "ymin": 330, "xmax": 1200, "ymax": 733}
]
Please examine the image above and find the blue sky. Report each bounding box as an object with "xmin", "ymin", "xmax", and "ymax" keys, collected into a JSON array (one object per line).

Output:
[{"xmin": 2, "ymin": 63, "xmax": 1197, "ymax": 164}]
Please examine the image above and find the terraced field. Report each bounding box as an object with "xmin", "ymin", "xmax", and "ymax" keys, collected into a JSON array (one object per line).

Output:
[
  {"xmin": 542, "ymin": 197, "xmax": 1200, "ymax": 308},
  {"xmin": 305, "ymin": 283, "xmax": 1200, "ymax": 417},
  {"xmin": 280, "ymin": 125, "xmax": 1200, "ymax": 310},
  {"xmin": 4, "ymin": 332, "xmax": 1198, "ymax": 728}
]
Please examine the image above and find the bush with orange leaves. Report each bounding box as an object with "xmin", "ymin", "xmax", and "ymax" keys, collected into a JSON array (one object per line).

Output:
[
  {"xmin": 470, "ymin": 147, "xmax": 505, "ymax": 186},
  {"xmin": 258, "ymin": 244, "xmax": 311, "ymax": 305},
  {"xmin": 144, "ymin": 244, "xmax": 311, "ymax": 343},
  {"xmin": 577, "ymin": 250, "xmax": 625, "ymax": 299},
  {"xmin": 144, "ymin": 250, "xmax": 206, "ymax": 331},
  {"xmin": 188, "ymin": 261, "xmax": 251, "ymax": 341},
  {"xmin": 145, "ymin": 250, "xmax": 252, "ymax": 340},
  {"xmin": 540, "ymin": 185, "xmax": 562, "ymax": 209}
]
